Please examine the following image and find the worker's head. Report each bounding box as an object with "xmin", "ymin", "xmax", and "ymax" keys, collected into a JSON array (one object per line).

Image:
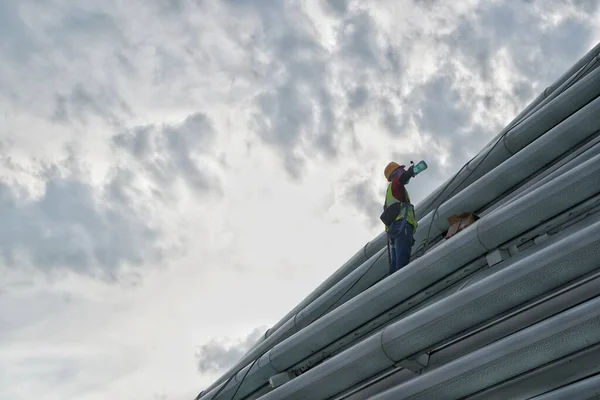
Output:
[{"xmin": 384, "ymin": 162, "xmax": 405, "ymax": 182}]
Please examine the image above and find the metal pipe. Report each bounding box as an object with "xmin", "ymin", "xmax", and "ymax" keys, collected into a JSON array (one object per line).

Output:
[
  {"xmin": 205, "ymin": 152, "xmax": 600, "ymax": 400},
  {"xmin": 198, "ymin": 42, "xmax": 600, "ymax": 398},
  {"xmin": 415, "ymin": 42, "xmax": 600, "ymax": 220},
  {"xmin": 484, "ymin": 41, "xmax": 600, "ymax": 147},
  {"xmin": 316, "ymin": 101, "xmax": 600, "ymax": 325},
  {"xmin": 529, "ymin": 373, "xmax": 600, "ymax": 400},
  {"xmin": 418, "ymin": 94, "xmax": 600, "ymax": 244},
  {"xmin": 482, "ymin": 132, "xmax": 600, "ymax": 216},
  {"xmin": 517, "ymin": 43, "xmax": 600, "ymax": 124},
  {"xmin": 266, "ymin": 92, "xmax": 600, "ymax": 363},
  {"xmin": 229, "ymin": 44, "xmax": 600, "ymax": 372},
  {"xmin": 370, "ymin": 296, "xmax": 600, "ymax": 400},
  {"xmin": 199, "ymin": 240, "xmax": 387, "ymax": 397},
  {"xmin": 465, "ymin": 344, "xmax": 600, "ymax": 400},
  {"xmin": 258, "ymin": 218, "xmax": 600, "ymax": 400},
  {"xmin": 268, "ymin": 95, "xmax": 600, "ymax": 344},
  {"xmin": 336, "ymin": 272, "xmax": 600, "ymax": 400}
]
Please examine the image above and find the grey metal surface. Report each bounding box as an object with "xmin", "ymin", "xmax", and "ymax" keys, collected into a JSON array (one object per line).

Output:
[
  {"xmin": 428, "ymin": 263, "xmax": 600, "ymax": 364},
  {"xmin": 476, "ymin": 152, "xmax": 600, "ymax": 248},
  {"xmin": 201, "ymin": 237, "xmax": 388, "ymax": 397},
  {"xmin": 254, "ymin": 219, "xmax": 600, "ymax": 400},
  {"xmin": 199, "ymin": 249, "xmax": 390, "ymax": 400},
  {"xmin": 244, "ymin": 42, "xmax": 600, "ymax": 371},
  {"xmin": 294, "ymin": 248, "xmax": 388, "ymax": 331},
  {"xmin": 259, "ymin": 333, "xmax": 391, "ymax": 400},
  {"xmin": 515, "ymin": 44, "xmax": 600, "ymax": 128},
  {"xmin": 415, "ymin": 56, "xmax": 600, "ymax": 220},
  {"xmin": 264, "ymin": 235, "xmax": 386, "ymax": 333},
  {"xmin": 279, "ymin": 151, "xmax": 600, "ymax": 362},
  {"xmin": 422, "ymin": 95, "xmax": 600, "ymax": 241},
  {"xmin": 502, "ymin": 59, "xmax": 600, "ymax": 155},
  {"xmin": 208, "ymin": 154, "xmax": 600, "ymax": 399},
  {"xmin": 267, "ymin": 226, "xmax": 486, "ymax": 370},
  {"xmin": 257, "ymin": 113, "xmax": 600, "ymax": 361},
  {"xmin": 409, "ymin": 199, "xmax": 600, "ymax": 316},
  {"xmin": 289, "ymin": 256, "xmax": 487, "ymax": 376},
  {"xmin": 332, "ymin": 368, "xmax": 414, "ymax": 400},
  {"xmin": 529, "ymin": 373, "xmax": 600, "ymax": 400},
  {"xmin": 484, "ymin": 132, "xmax": 600, "ymax": 216},
  {"xmin": 198, "ymin": 43, "xmax": 600, "ymax": 400},
  {"xmin": 382, "ymin": 220, "xmax": 600, "ymax": 361},
  {"xmin": 212, "ymin": 143, "xmax": 599, "ymax": 397},
  {"xmin": 369, "ymin": 295, "xmax": 600, "ymax": 400},
  {"xmin": 465, "ymin": 344, "xmax": 600, "ymax": 400},
  {"xmin": 485, "ymin": 41, "xmax": 600, "ymax": 147},
  {"xmin": 335, "ymin": 270, "xmax": 600, "ymax": 400}
]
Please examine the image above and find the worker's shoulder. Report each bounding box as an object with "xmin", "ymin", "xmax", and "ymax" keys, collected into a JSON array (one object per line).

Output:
[{"xmin": 392, "ymin": 175, "xmax": 405, "ymax": 187}]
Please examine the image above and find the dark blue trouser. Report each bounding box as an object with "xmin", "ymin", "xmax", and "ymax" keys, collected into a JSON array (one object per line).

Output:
[{"xmin": 387, "ymin": 219, "xmax": 414, "ymax": 275}]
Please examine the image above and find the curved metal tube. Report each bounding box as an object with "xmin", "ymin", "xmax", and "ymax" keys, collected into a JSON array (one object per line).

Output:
[
  {"xmin": 259, "ymin": 217, "xmax": 600, "ymax": 400},
  {"xmin": 206, "ymin": 152, "xmax": 600, "ymax": 400}
]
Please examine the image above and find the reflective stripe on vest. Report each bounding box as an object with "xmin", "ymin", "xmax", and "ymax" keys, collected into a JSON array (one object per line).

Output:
[{"xmin": 385, "ymin": 183, "xmax": 418, "ymax": 231}]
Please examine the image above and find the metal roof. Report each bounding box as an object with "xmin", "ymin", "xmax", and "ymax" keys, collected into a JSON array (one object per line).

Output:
[{"xmin": 197, "ymin": 41, "xmax": 600, "ymax": 400}]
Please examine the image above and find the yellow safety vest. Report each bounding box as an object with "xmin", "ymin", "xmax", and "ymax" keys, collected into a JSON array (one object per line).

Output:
[{"xmin": 384, "ymin": 183, "xmax": 418, "ymax": 232}]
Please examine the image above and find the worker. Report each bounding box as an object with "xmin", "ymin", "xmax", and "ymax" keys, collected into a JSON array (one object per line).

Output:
[{"xmin": 380, "ymin": 162, "xmax": 419, "ymax": 275}]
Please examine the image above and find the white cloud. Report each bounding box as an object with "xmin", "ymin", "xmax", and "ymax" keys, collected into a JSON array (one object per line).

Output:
[
  {"xmin": 196, "ymin": 326, "xmax": 268, "ymax": 374},
  {"xmin": 1, "ymin": 0, "xmax": 599, "ymax": 399}
]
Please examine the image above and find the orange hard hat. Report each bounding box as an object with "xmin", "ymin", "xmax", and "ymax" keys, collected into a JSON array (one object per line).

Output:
[{"xmin": 384, "ymin": 162, "xmax": 405, "ymax": 181}]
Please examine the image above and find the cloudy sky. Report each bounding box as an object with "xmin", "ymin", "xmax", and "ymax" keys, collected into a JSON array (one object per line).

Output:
[{"xmin": 1, "ymin": 0, "xmax": 599, "ymax": 399}]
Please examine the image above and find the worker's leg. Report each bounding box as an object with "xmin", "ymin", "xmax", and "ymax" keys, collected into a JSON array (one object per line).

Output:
[
  {"xmin": 387, "ymin": 223, "xmax": 400, "ymax": 275},
  {"xmin": 388, "ymin": 220, "xmax": 412, "ymax": 275},
  {"xmin": 388, "ymin": 235, "xmax": 397, "ymax": 276},
  {"xmin": 395, "ymin": 224, "xmax": 413, "ymax": 271}
]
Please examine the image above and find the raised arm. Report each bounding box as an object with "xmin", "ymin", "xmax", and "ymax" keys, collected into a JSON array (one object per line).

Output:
[{"xmin": 398, "ymin": 165, "xmax": 415, "ymax": 185}]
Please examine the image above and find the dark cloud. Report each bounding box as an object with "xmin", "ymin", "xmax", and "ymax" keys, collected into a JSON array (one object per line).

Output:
[
  {"xmin": 236, "ymin": 3, "xmax": 408, "ymax": 181},
  {"xmin": 31, "ymin": 3, "xmax": 128, "ymax": 67},
  {"xmin": 339, "ymin": 11, "xmax": 381, "ymax": 70},
  {"xmin": 225, "ymin": 1, "xmax": 342, "ymax": 180},
  {"xmin": 413, "ymin": 71, "xmax": 470, "ymax": 137},
  {"xmin": 0, "ymin": 0, "xmax": 36, "ymax": 62},
  {"xmin": 1, "ymin": 0, "xmax": 598, "ymax": 276},
  {"xmin": 337, "ymin": 8, "xmax": 403, "ymax": 75},
  {"xmin": 52, "ymin": 83, "xmax": 131, "ymax": 125},
  {"xmin": 156, "ymin": 0, "xmax": 187, "ymax": 14},
  {"xmin": 0, "ymin": 1, "xmax": 126, "ymax": 66},
  {"xmin": 49, "ymin": 7, "xmax": 122, "ymax": 43},
  {"xmin": 348, "ymin": 85, "xmax": 369, "ymax": 110},
  {"xmin": 395, "ymin": 0, "xmax": 599, "ymax": 173},
  {"xmin": 196, "ymin": 326, "xmax": 268, "ymax": 374},
  {"xmin": 0, "ymin": 1, "xmax": 136, "ymax": 130},
  {"xmin": 0, "ymin": 164, "xmax": 162, "ymax": 281},
  {"xmin": 336, "ymin": 8, "xmax": 406, "ymax": 135},
  {"xmin": 443, "ymin": 0, "xmax": 597, "ymax": 87},
  {"xmin": 574, "ymin": 0, "xmax": 600, "ymax": 13},
  {"xmin": 405, "ymin": 69, "xmax": 497, "ymax": 171},
  {"xmin": 323, "ymin": 0, "xmax": 352, "ymax": 15},
  {"xmin": 113, "ymin": 112, "xmax": 222, "ymax": 196},
  {"xmin": 344, "ymin": 179, "xmax": 382, "ymax": 228},
  {"xmin": 218, "ymin": 0, "xmax": 599, "ymax": 226},
  {"xmin": 512, "ymin": 79, "xmax": 536, "ymax": 103},
  {"xmin": 379, "ymin": 97, "xmax": 406, "ymax": 136}
]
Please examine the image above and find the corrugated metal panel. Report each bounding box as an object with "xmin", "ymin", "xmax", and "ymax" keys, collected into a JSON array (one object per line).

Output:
[
  {"xmin": 197, "ymin": 42, "xmax": 600, "ymax": 400},
  {"xmin": 369, "ymin": 295, "xmax": 600, "ymax": 400},
  {"xmin": 529, "ymin": 373, "xmax": 600, "ymax": 400}
]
